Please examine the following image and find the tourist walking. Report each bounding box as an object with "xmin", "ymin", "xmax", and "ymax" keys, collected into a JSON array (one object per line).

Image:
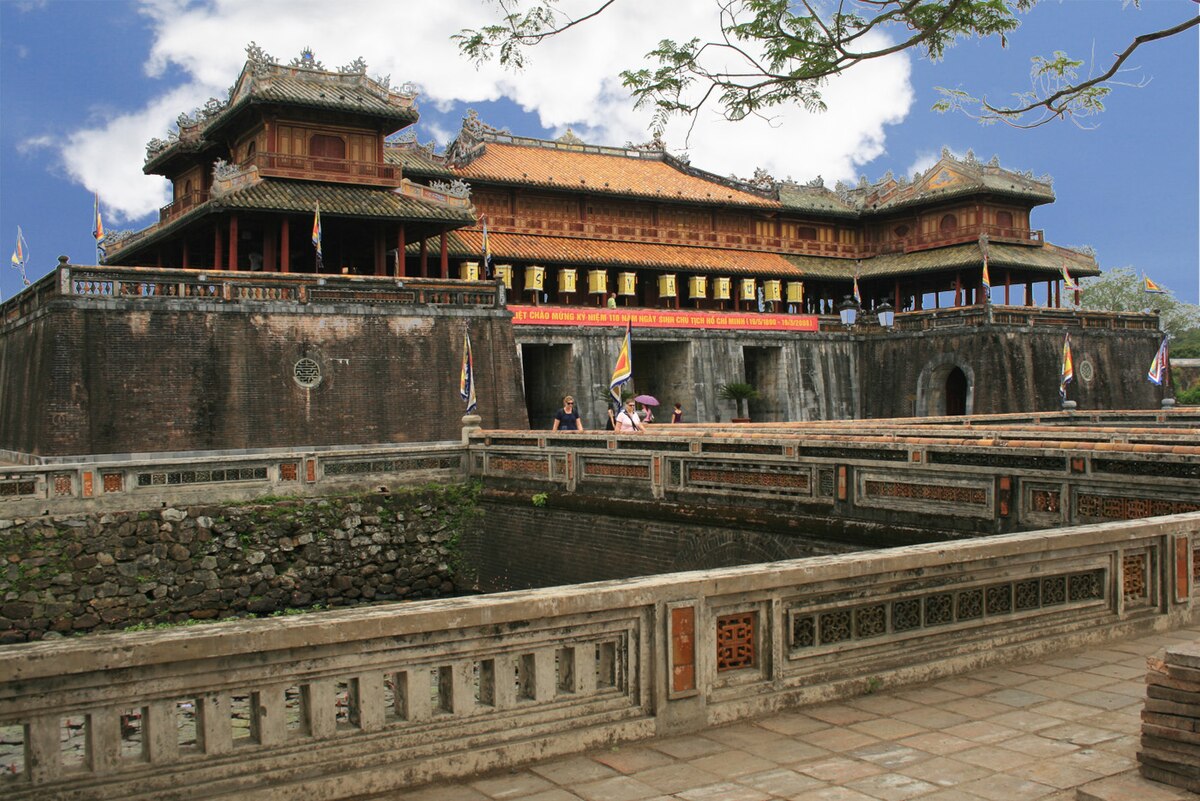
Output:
[
  {"xmin": 551, "ymin": 395, "xmax": 583, "ymax": 431},
  {"xmin": 615, "ymin": 400, "xmax": 644, "ymax": 433}
]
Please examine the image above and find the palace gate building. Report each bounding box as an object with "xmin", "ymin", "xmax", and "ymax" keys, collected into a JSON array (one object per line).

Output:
[{"xmin": 0, "ymin": 48, "xmax": 1164, "ymax": 459}]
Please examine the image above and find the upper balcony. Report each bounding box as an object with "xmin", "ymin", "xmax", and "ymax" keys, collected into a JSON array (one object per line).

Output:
[
  {"xmin": 248, "ymin": 151, "xmax": 400, "ymax": 188},
  {"xmin": 861, "ymin": 224, "xmax": 1044, "ymax": 257},
  {"xmin": 483, "ymin": 216, "xmax": 1044, "ymax": 259}
]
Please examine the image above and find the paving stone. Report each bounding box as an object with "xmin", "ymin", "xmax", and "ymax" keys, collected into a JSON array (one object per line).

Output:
[
  {"xmin": 845, "ymin": 771, "xmax": 940, "ymax": 801},
  {"xmin": 738, "ymin": 767, "xmax": 826, "ymax": 796},
  {"xmin": 674, "ymin": 782, "xmax": 772, "ymax": 801},
  {"xmin": 894, "ymin": 687, "xmax": 962, "ymax": 705},
  {"xmin": 1035, "ymin": 722, "xmax": 1127, "ymax": 746},
  {"xmin": 953, "ymin": 744, "xmax": 1039, "ymax": 771},
  {"xmin": 798, "ymin": 756, "xmax": 887, "ymax": 783},
  {"xmin": 1044, "ymin": 655, "xmax": 1104, "ymax": 670},
  {"xmin": 1055, "ymin": 748, "xmax": 1136, "ymax": 776},
  {"xmin": 1071, "ymin": 690, "xmax": 1143, "ymax": 710},
  {"xmin": 806, "ymin": 703, "xmax": 878, "ymax": 726},
  {"xmin": 981, "ymin": 688, "xmax": 1051, "ymax": 708},
  {"xmin": 942, "ymin": 720, "xmax": 1022, "ymax": 744},
  {"xmin": 896, "ymin": 732, "xmax": 977, "ymax": 756},
  {"xmin": 687, "ymin": 749, "xmax": 779, "ymax": 778},
  {"xmin": 959, "ymin": 773, "xmax": 1058, "ymax": 800},
  {"xmin": 848, "ymin": 717, "xmax": 927, "ymax": 741},
  {"xmin": 1028, "ymin": 700, "xmax": 1109, "ymax": 722},
  {"xmin": 1059, "ymin": 671, "xmax": 1123, "ymax": 690},
  {"xmin": 844, "ymin": 694, "xmax": 921, "ymax": 716},
  {"xmin": 705, "ymin": 723, "xmax": 791, "ymax": 750},
  {"xmin": 1086, "ymin": 664, "xmax": 1146, "ymax": 680},
  {"xmin": 470, "ymin": 772, "xmax": 557, "ymax": 799},
  {"xmin": 632, "ymin": 764, "xmax": 723, "ymax": 794},
  {"xmin": 592, "ymin": 745, "xmax": 677, "ymax": 774},
  {"xmin": 1010, "ymin": 662, "xmax": 1070, "ymax": 678},
  {"xmin": 524, "ymin": 790, "xmax": 586, "ymax": 801},
  {"xmin": 970, "ymin": 668, "xmax": 1035, "ymax": 687},
  {"xmin": 931, "ymin": 677, "xmax": 1001, "ymax": 697},
  {"xmin": 790, "ymin": 786, "xmax": 879, "ymax": 800},
  {"xmin": 898, "ymin": 755, "xmax": 992, "ymax": 787},
  {"xmin": 648, "ymin": 734, "xmax": 727, "ymax": 760},
  {"xmin": 530, "ymin": 756, "xmax": 619, "ymax": 785},
  {"xmin": 937, "ymin": 697, "xmax": 1014, "ymax": 720},
  {"xmin": 1009, "ymin": 757, "xmax": 1103, "ymax": 789},
  {"xmin": 847, "ymin": 742, "xmax": 930, "ymax": 769},
  {"xmin": 755, "ymin": 712, "xmax": 830, "ymax": 736},
  {"xmin": 917, "ymin": 790, "xmax": 993, "ymax": 801},
  {"xmin": 892, "ymin": 707, "xmax": 969, "ymax": 730},
  {"xmin": 1076, "ymin": 770, "xmax": 1198, "ymax": 801},
  {"xmin": 800, "ymin": 727, "xmax": 882, "ymax": 752},
  {"xmin": 997, "ymin": 733, "xmax": 1079, "ymax": 758},
  {"xmin": 393, "ymin": 784, "xmax": 493, "ymax": 801},
  {"xmin": 571, "ymin": 775, "xmax": 661, "ymax": 801},
  {"xmin": 986, "ymin": 709, "xmax": 1062, "ymax": 732}
]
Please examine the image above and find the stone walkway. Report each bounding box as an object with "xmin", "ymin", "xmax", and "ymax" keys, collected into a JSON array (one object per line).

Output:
[{"xmin": 373, "ymin": 624, "xmax": 1200, "ymax": 801}]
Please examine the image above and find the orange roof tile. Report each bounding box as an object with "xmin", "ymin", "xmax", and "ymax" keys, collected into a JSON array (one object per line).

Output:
[
  {"xmin": 452, "ymin": 230, "xmax": 803, "ymax": 276},
  {"xmin": 455, "ymin": 142, "xmax": 780, "ymax": 208}
]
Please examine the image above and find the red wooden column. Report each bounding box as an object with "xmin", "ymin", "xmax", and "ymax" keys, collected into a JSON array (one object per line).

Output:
[
  {"xmin": 1053, "ymin": 280, "xmax": 1060, "ymax": 308},
  {"xmin": 181, "ymin": 241, "xmax": 190, "ymax": 270},
  {"xmin": 419, "ymin": 239, "xmax": 429, "ymax": 277},
  {"xmin": 396, "ymin": 225, "xmax": 406, "ymax": 277},
  {"xmin": 228, "ymin": 215, "xmax": 239, "ymax": 271},
  {"xmin": 1004, "ymin": 272, "xmax": 1011, "ymax": 305},
  {"xmin": 374, "ymin": 227, "xmax": 386, "ymax": 276},
  {"xmin": 214, "ymin": 225, "xmax": 224, "ymax": 271},
  {"xmin": 439, "ymin": 232, "xmax": 449, "ymax": 278},
  {"xmin": 893, "ymin": 279, "xmax": 901, "ymax": 312},
  {"xmin": 1025, "ymin": 281, "xmax": 1033, "ymax": 306},
  {"xmin": 280, "ymin": 217, "xmax": 290, "ymax": 273}
]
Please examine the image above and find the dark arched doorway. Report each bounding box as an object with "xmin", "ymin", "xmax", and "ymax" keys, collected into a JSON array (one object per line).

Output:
[{"xmin": 945, "ymin": 367, "xmax": 968, "ymax": 416}]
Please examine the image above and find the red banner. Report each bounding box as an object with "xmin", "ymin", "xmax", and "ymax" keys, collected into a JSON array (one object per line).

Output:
[{"xmin": 509, "ymin": 305, "xmax": 819, "ymax": 331}]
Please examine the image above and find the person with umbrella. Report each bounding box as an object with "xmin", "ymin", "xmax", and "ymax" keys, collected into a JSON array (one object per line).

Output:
[{"xmin": 634, "ymin": 394, "xmax": 658, "ymax": 424}]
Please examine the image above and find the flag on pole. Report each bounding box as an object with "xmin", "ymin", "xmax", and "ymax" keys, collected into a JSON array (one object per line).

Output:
[
  {"xmin": 10, "ymin": 226, "xmax": 29, "ymax": 285},
  {"xmin": 1061, "ymin": 264, "xmax": 1080, "ymax": 291},
  {"xmin": 481, "ymin": 215, "xmax": 495, "ymax": 279},
  {"xmin": 1059, "ymin": 333, "xmax": 1074, "ymax": 401},
  {"xmin": 311, "ymin": 202, "xmax": 323, "ymax": 270},
  {"xmin": 1147, "ymin": 336, "xmax": 1169, "ymax": 386},
  {"xmin": 92, "ymin": 194, "xmax": 106, "ymax": 264},
  {"xmin": 609, "ymin": 320, "xmax": 633, "ymax": 404},
  {"xmin": 981, "ymin": 253, "xmax": 991, "ymax": 300},
  {"xmin": 459, "ymin": 330, "xmax": 477, "ymax": 413},
  {"xmin": 1143, "ymin": 275, "xmax": 1167, "ymax": 294},
  {"xmin": 852, "ymin": 274, "xmax": 861, "ymax": 305}
]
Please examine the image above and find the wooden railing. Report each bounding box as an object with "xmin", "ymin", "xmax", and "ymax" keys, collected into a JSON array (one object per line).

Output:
[
  {"xmin": 248, "ymin": 151, "xmax": 400, "ymax": 187},
  {"xmin": 860, "ymin": 224, "xmax": 1044, "ymax": 256},
  {"xmin": 158, "ymin": 190, "xmax": 211, "ymax": 225}
]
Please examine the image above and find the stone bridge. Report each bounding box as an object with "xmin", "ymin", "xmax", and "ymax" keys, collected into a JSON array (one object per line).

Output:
[{"xmin": 470, "ymin": 410, "xmax": 1200, "ymax": 547}]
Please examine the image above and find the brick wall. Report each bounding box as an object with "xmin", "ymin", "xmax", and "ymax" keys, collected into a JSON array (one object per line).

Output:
[
  {"xmin": 467, "ymin": 494, "xmax": 859, "ymax": 591},
  {"xmin": 0, "ymin": 299, "xmax": 527, "ymax": 457}
]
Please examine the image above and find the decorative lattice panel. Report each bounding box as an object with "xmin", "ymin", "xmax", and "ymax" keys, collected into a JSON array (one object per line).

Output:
[
  {"xmin": 716, "ymin": 613, "xmax": 756, "ymax": 671},
  {"xmin": 1123, "ymin": 553, "xmax": 1147, "ymax": 600}
]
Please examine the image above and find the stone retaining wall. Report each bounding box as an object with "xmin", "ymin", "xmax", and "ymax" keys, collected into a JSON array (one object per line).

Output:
[{"xmin": 0, "ymin": 486, "xmax": 477, "ymax": 643}]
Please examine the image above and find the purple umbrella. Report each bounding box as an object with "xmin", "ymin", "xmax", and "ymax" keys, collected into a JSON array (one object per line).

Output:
[{"xmin": 633, "ymin": 394, "xmax": 659, "ymax": 406}]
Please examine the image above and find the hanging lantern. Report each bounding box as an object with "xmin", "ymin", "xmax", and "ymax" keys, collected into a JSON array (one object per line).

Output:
[
  {"xmin": 558, "ymin": 268, "xmax": 577, "ymax": 294},
  {"xmin": 588, "ymin": 269, "xmax": 608, "ymax": 294},
  {"xmin": 460, "ymin": 261, "xmax": 480, "ymax": 281},
  {"xmin": 688, "ymin": 275, "xmax": 707, "ymax": 299},
  {"xmin": 713, "ymin": 276, "xmax": 731, "ymax": 300},
  {"xmin": 786, "ymin": 281, "xmax": 804, "ymax": 304},
  {"xmin": 494, "ymin": 264, "xmax": 513, "ymax": 289},
  {"xmin": 524, "ymin": 265, "xmax": 545, "ymax": 291},
  {"xmin": 618, "ymin": 272, "xmax": 637, "ymax": 296},
  {"xmin": 763, "ymin": 279, "xmax": 782, "ymax": 302},
  {"xmin": 739, "ymin": 278, "xmax": 757, "ymax": 301},
  {"xmin": 658, "ymin": 274, "xmax": 677, "ymax": 298}
]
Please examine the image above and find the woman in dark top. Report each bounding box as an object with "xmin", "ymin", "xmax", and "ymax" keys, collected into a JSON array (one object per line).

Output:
[{"xmin": 552, "ymin": 395, "xmax": 583, "ymax": 431}]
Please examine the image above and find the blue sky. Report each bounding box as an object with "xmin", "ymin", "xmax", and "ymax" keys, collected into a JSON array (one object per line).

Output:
[{"xmin": 1, "ymin": 0, "xmax": 1197, "ymax": 304}]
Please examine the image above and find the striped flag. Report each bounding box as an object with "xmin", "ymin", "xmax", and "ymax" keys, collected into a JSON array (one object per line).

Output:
[
  {"xmin": 852, "ymin": 274, "xmax": 861, "ymax": 304},
  {"xmin": 10, "ymin": 226, "xmax": 29, "ymax": 285},
  {"xmin": 92, "ymin": 194, "xmax": 106, "ymax": 264},
  {"xmin": 481, "ymin": 215, "xmax": 495, "ymax": 279},
  {"xmin": 609, "ymin": 320, "xmax": 633, "ymax": 404},
  {"xmin": 459, "ymin": 330, "xmax": 477, "ymax": 413},
  {"xmin": 1061, "ymin": 264, "xmax": 1080, "ymax": 291},
  {"xmin": 981, "ymin": 253, "xmax": 991, "ymax": 300},
  {"xmin": 311, "ymin": 202, "xmax": 323, "ymax": 269},
  {"xmin": 1143, "ymin": 275, "xmax": 1167, "ymax": 294},
  {"xmin": 1147, "ymin": 336, "xmax": 1169, "ymax": 386},
  {"xmin": 1059, "ymin": 333, "xmax": 1074, "ymax": 401}
]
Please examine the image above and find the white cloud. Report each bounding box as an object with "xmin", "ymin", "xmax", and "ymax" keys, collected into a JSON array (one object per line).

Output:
[{"xmin": 61, "ymin": 0, "xmax": 915, "ymax": 218}]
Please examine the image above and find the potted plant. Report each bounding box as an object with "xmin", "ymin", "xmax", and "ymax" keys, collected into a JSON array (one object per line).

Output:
[{"xmin": 718, "ymin": 381, "xmax": 760, "ymax": 422}]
